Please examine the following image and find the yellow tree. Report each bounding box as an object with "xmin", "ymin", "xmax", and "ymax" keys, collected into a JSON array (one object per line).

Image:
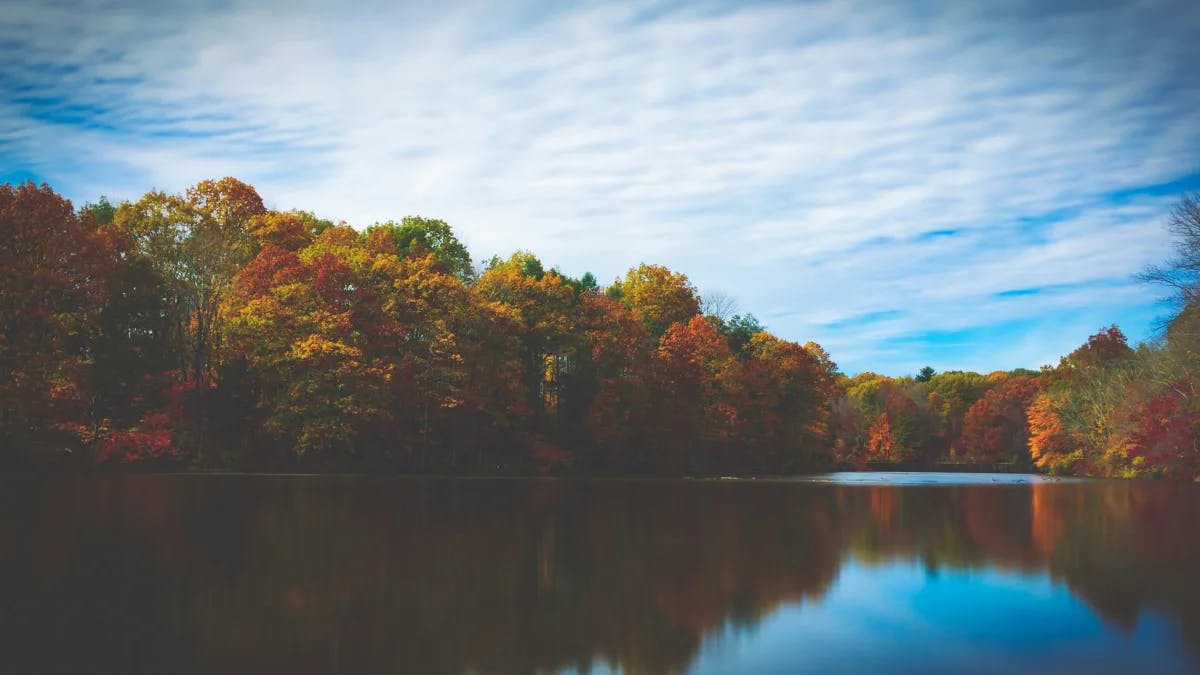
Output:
[
  {"xmin": 380, "ymin": 247, "xmax": 473, "ymax": 466},
  {"xmin": 475, "ymin": 253, "xmax": 578, "ymax": 445},
  {"xmin": 116, "ymin": 177, "xmax": 266, "ymax": 388},
  {"xmin": 610, "ymin": 264, "xmax": 701, "ymax": 339},
  {"xmin": 223, "ymin": 227, "xmax": 397, "ymax": 457}
]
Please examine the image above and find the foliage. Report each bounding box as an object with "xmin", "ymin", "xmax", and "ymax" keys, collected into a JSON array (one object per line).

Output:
[
  {"xmin": 4, "ymin": 180, "xmax": 1198, "ymax": 479},
  {"xmin": 365, "ymin": 216, "xmax": 474, "ymax": 281},
  {"xmin": 960, "ymin": 376, "xmax": 1043, "ymax": 463},
  {"xmin": 0, "ymin": 182, "xmax": 105, "ymax": 454},
  {"xmin": 114, "ymin": 177, "xmax": 266, "ymax": 390},
  {"xmin": 867, "ymin": 413, "xmax": 896, "ymax": 460},
  {"xmin": 610, "ymin": 263, "xmax": 700, "ymax": 339},
  {"xmin": 223, "ymin": 228, "xmax": 399, "ymax": 456},
  {"xmin": 722, "ymin": 314, "xmax": 764, "ymax": 356},
  {"xmin": 95, "ymin": 377, "xmax": 194, "ymax": 464}
]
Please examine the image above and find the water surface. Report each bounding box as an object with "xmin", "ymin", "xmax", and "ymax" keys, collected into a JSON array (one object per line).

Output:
[{"xmin": 1, "ymin": 472, "xmax": 1197, "ymax": 674}]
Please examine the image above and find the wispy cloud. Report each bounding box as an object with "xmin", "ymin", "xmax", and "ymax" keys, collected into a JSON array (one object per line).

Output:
[{"xmin": 3, "ymin": 0, "xmax": 1198, "ymax": 374}]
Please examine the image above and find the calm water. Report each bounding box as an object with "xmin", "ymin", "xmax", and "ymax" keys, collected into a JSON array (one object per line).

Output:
[{"xmin": 1, "ymin": 473, "xmax": 1198, "ymax": 674}]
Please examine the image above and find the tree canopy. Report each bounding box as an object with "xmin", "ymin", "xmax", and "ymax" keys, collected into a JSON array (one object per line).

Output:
[{"xmin": 2, "ymin": 180, "xmax": 1196, "ymax": 480}]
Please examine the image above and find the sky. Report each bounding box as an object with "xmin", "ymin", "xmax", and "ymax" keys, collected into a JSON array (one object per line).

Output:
[{"xmin": 2, "ymin": 0, "xmax": 1199, "ymax": 376}]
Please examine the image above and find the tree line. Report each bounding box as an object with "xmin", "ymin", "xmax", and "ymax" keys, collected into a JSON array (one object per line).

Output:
[{"xmin": 1, "ymin": 179, "xmax": 1196, "ymax": 477}]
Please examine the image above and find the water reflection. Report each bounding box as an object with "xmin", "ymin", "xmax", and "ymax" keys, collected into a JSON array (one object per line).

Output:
[{"xmin": 0, "ymin": 475, "xmax": 1197, "ymax": 674}]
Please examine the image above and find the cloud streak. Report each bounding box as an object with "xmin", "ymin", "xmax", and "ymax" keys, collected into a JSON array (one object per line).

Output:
[{"xmin": 2, "ymin": 0, "xmax": 1199, "ymax": 374}]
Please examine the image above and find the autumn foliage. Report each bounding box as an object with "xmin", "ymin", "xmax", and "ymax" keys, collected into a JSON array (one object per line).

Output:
[
  {"xmin": 961, "ymin": 376, "xmax": 1043, "ymax": 463},
  {"xmin": 3, "ymin": 179, "xmax": 1198, "ymax": 479},
  {"xmin": 867, "ymin": 413, "xmax": 896, "ymax": 461}
]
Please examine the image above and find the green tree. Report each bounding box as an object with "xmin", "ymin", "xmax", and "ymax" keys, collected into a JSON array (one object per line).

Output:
[
  {"xmin": 722, "ymin": 314, "xmax": 764, "ymax": 356},
  {"xmin": 364, "ymin": 216, "xmax": 474, "ymax": 281}
]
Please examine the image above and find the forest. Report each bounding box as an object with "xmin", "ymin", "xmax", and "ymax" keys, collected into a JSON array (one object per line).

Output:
[{"xmin": 1, "ymin": 179, "xmax": 1197, "ymax": 478}]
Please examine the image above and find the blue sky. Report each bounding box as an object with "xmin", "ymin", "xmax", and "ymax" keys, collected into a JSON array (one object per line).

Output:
[{"xmin": 3, "ymin": 0, "xmax": 1199, "ymax": 375}]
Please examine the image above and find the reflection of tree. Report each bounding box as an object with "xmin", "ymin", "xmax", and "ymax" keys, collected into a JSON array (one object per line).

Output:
[
  {"xmin": 1030, "ymin": 481, "xmax": 1200, "ymax": 640},
  {"xmin": 850, "ymin": 481, "xmax": 1200, "ymax": 650},
  {"xmin": 1, "ymin": 477, "xmax": 1198, "ymax": 674}
]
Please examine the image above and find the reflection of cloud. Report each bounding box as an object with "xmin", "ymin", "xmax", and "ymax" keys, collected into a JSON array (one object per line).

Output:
[{"xmin": 3, "ymin": 0, "xmax": 1199, "ymax": 374}]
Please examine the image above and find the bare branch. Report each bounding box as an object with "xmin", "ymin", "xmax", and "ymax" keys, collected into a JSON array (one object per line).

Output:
[{"xmin": 700, "ymin": 290, "xmax": 740, "ymax": 322}]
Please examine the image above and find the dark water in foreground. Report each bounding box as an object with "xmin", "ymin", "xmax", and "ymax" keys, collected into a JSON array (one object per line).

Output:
[{"xmin": 2, "ymin": 473, "xmax": 1199, "ymax": 674}]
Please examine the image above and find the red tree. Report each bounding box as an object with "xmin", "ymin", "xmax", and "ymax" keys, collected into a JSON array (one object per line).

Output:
[
  {"xmin": 0, "ymin": 182, "xmax": 106, "ymax": 453},
  {"xmin": 961, "ymin": 376, "xmax": 1043, "ymax": 463}
]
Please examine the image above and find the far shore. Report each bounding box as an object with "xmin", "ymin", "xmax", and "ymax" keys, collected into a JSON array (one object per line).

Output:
[{"xmin": 1, "ymin": 463, "xmax": 1075, "ymax": 481}]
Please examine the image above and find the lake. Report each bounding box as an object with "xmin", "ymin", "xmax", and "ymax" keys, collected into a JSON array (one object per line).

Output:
[{"xmin": 1, "ymin": 472, "xmax": 1198, "ymax": 674}]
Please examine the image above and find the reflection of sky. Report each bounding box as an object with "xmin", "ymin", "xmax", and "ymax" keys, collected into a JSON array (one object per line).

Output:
[
  {"xmin": 685, "ymin": 559, "xmax": 1193, "ymax": 674},
  {"xmin": 803, "ymin": 471, "xmax": 1087, "ymax": 486}
]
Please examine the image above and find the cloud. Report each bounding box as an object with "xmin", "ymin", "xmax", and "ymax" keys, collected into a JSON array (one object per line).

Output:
[{"xmin": 2, "ymin": 0, "xmax": 1199, "ymax": 374}]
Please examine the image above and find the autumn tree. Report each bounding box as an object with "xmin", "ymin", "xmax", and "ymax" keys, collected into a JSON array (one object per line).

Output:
[
  {"xmin": 1030, "ymin": 327, "xmax": 1141, "ymax": 475},
  {"xmin": 843, "ymin": 375, "xmax": 930, "ymax": 462},
  {"xmin": 365, "ymin": 216, "xmax": 474, "ymax": 281},
  {"xmin": 247, "ymin": 210, "xmax": 330, "ymax": 251},
  {"xmin": 115, "ymin": 178, "xmax": 267, "ymax": 389},
  {"xmin": 88, "ymin": 217, "xmax": 177, "ymax": 432},
  {"xmin": 382, "ymin": 250, "xmax": 475, "ymax": 465},
  {"xmin": 454, "ymin": 293, "xmax": 530, "ymax": 468},
  {"xmin": 867, "ymin": 413, "xmax": 896, "ymax": 461},
  {"xmin": 1028, "ymin": 393, "xmax": 1081, "ymax": 473},
  {"xmin": 576, "ymin": 294, "xmax": 651, "ymax": 470},
  {"xmin": 830, "ymin": 394, "xmax": 867, "ymax": 464},
  {"xmin": 223, "ymin": 227, "xmax": 398, "ymax": 457},
  {"xmin": 924, "ymin": 371, "xmax": 992, "ymax": 457},
  {"xmin": 1103, "ymin": 371, "xmax": 1197, "ymax": 478},
  {"xmin": 1057, "ymin": 325, "xmax": 1134, "ymax": 377},
  {"xmin": 803, "ymin": 342, "xmax": 840, "ymax": 383},
  {"xmin": 476, "ymin": 252, "xmax": 578, "ymax": 429},
  {"xmin": 1111, "ymin": 192, "xmax": 1200, "ymax": 478},
  {"xmin": 610, "ymin": 264, "xmax": 700, "ymax": 339},
  {"xmin": 960, "ymin": 375, "xmax": 1043, "ymax": 463},
  {"xmin": 0, "ymin": 183, "xmax": 105, "ymax": 455},
  {"xmin": 741, "ymin": 333, "xmax": 836, "ymax": 470},
  {"xmin": 649, "ymin": 316, "xmax": 742, "ymax": 473},
  {"xmin": 1166, "ymin": 299, "xmax": 1200, "ymax": 365}
]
